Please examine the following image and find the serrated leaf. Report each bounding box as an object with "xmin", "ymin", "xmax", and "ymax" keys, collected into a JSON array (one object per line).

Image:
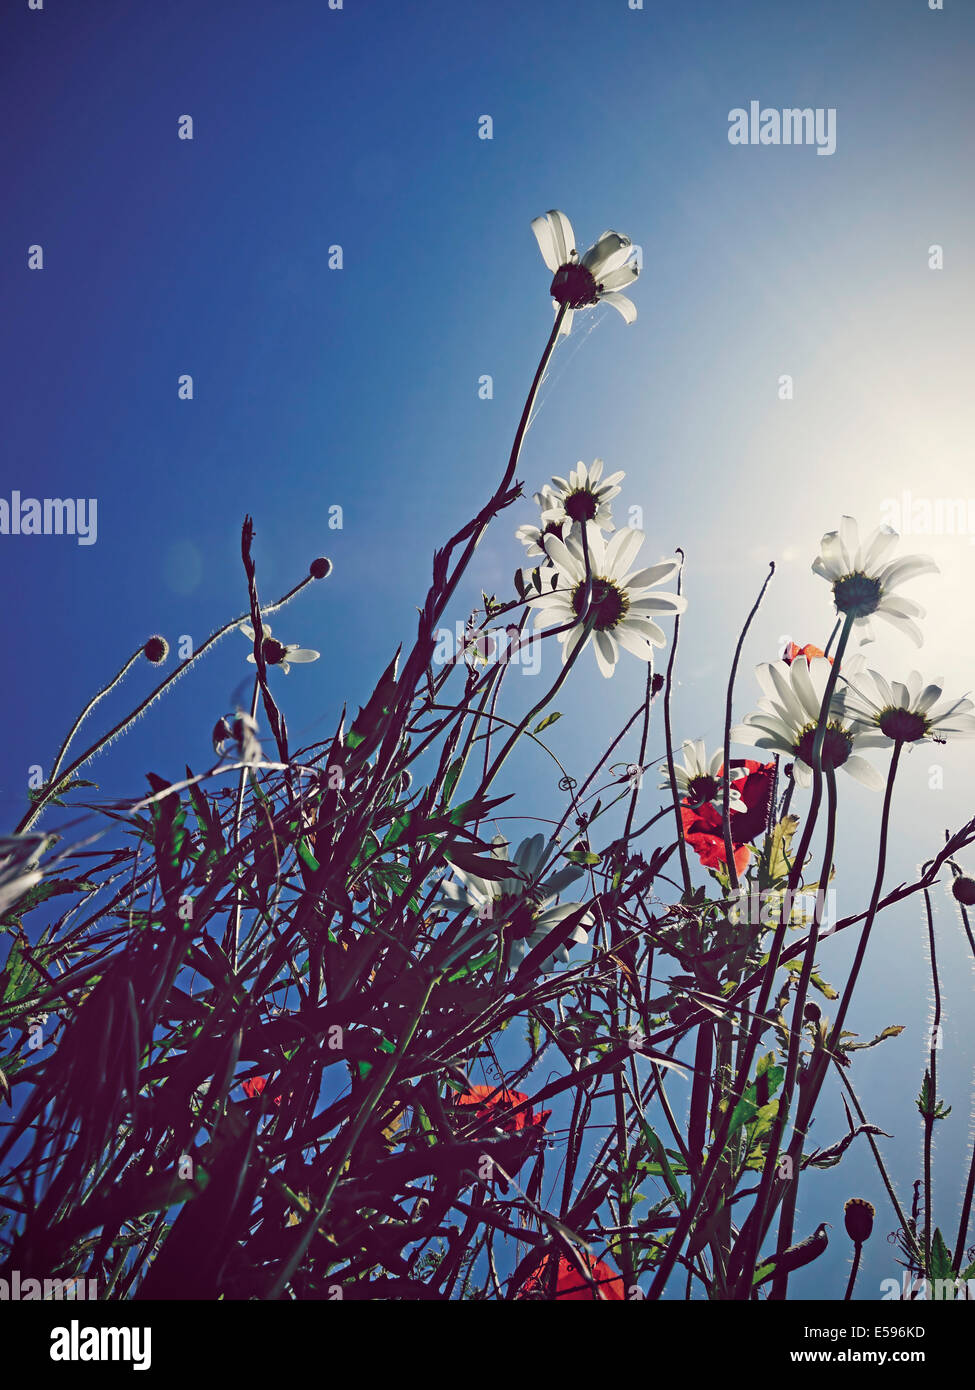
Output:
[
  {"xmin": 842, "ymin": 1025, "xmax": 905, "ymax": 1053},
  {"xmin": 929, "ymin": 1229, "xmax": 955, "ymax": 1282},
  {"xmin": 803, "ymin": 1123, "xmax": 891, "ymax": 1170},
  {"xmin": 758, "ymin": 814, "xmax": 801, "ymax": 887}
]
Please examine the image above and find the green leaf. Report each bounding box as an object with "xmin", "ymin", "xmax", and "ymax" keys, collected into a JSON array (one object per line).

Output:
[
  {"xmin": 929, "ymin": 1229, "xmax": 955, "ymax": 1282},
  {"xmin": 28, "ymin": 777, "xmax": 98, "ymax": 807},
  {"xmin": 533, "ymin": 712, "xmax": 562, "ymax": 734},
  {"xmin": 441, "ymin": 759, "xmax": 463, "ymax": 807},
  {"xmin": 0, "ymin": 939, "xmax": 41, "ymax": 1006},
  {"xmin": 725, "ymin": 1059, "xmax": 785, "ymax": 1138},
  {"xmin": 841, "ymin": 1025, "xmax": 905, "ymax": 1053},
  {"xmin": 917, "ymin": 1068, "xmax": 952, "ymax": 1121},
  {"xmin": 808, "ymin": 969, "xmax": 838, "ymax": 1000},
  {"xmin": 295, "ymin": 838, "xmax": 320, "ymax": 873},
  {"xmin": 803, "ymin": 1123, "xmax": 891, "ymax": 1170},
  {"xmin": 638, "ymin": 1122, "xmax": 685, "ymax": 1207},
  {"xmin": 565, "ymin": 849, "xmax": 600, "ymax": 866},
  {"xmin": 446, "ymin": 949, "xmax": 498, "ymax": 983},
  {"xmin": 757, "ymin": 814, "xmax": 800, "ymax": 888},
  {"xmin": 355, "ymin": 1036, "xmax": 397, "ymax": 1080},
  {"xmin": 0, "ymin": 876, "xmax": 95, "ymax": 930},
  {"xmin": 345, "ymin": 650, "xmax": 400, "ymax": 763}
]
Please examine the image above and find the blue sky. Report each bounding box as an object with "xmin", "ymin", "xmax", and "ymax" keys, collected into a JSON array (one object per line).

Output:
[{"xmin": 2, "ymin": 0, "xmax": 975, "ymax": 1297}]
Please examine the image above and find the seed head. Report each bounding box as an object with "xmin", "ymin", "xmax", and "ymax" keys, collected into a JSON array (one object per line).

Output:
[{"xmin": 844, "ymin": 1197, "xmax": 875, "ymax": 1244}]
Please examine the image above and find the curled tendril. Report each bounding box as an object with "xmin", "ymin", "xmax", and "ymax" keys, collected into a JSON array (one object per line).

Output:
[{"xmin": 558, "ymin": 774, "xmax": 577, "ymax": 792}]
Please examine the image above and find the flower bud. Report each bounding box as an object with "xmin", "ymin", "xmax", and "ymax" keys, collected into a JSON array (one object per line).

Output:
[
  {"xmin": 952, "ymin": 876, "xmax": 975, "ymax": 906},
  {"xmin": 143, "ymin": 635, "xmax": 169, "ymax": 664},
  {"xmin": 309, "ymin": 557, "xmax": 332, "ymax": 579},
  {"xmin": 844, "ymin": 1197, "xmax": 875, "ymax": 1244}
]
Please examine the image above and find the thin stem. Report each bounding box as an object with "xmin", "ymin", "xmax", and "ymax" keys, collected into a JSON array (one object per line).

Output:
[
  {"xmin": 17, "ymin": 572, "xmax": 317, "ymax": 834},
  {"xmin": 48, "ymin": 648, "xmax": 144, "ymax": 785},
  {"xmin": 366, "ymin": 306, "xmax": 568, "ymax": 800},
  {"xmin": 479, "ymin": 628, "xmax": 589, "ymax": 791},
  {"xmin": 766, "ymin": 763, "xmax": 838, "ymax": 1299},
  {"xmin": 823, "ymin": 740, "xmax": 903, "ymax": 1048},
  {"xmin": 720, "ymin": 562, "xmax": 775, "ymax": 891},
  {"xmin": 766, "ymin": 739, "xmax": 903, "ymax": 1297},
  {"xmin": 649, "ymin": 615, "xmax": 854, "ymax": 1300},
  {"xmin": 226, "ymin": 675, "xmax": 262, "ymax": 972},
  {"xmin": 954, "ymin": 894, "xmax": 975, "ymax": 1268},
  {"xmin": 834, "ymin": 1062, "xmax": 920, "ymax": 1263},
  {"xmin": 623, "ymin": 661, "xmax": 656, "ymax": 844},
  {"xmin": 844, "ymin": 1243, "xmax": 863, "ymax": 1301},
  {"xmin": 923, "ymin": 887, "xmax": 941, "ymax": 1271},
  {"xmin": 662, "ymin": 550, "xmax": 691, "ymax": 896},
  {"xmin": 821, "ymin": 617, "xmax": 842, "ymax": 660}
]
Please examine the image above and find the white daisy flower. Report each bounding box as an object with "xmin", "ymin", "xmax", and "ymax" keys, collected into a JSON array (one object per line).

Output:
[
  {"xmin": 662, "ymin": 739, "xmax": 746, "ymax": 812},
  {"xmin": 540, "ymin": 459, "xmax": 625, "ymax": 531},
  {"xmin": 528, "ymin": 523, "xmax": 685, "ymax": 679},
  {"xmin": 213, "ymin": 709, "xmax": 262, "ymax": 763},
  {"xmin": 841, "ymin": 669, "xmax": 975, "ymax": 746},
  {"xmin": 240, "ymin": 621, "xmax": 320, "ymax": 675},
  {"xmin": 811, "ymin": 516, "xmax": 938, "ymax": 646},
  {"xmin": 531, "ymin": 210, "xmax": 640, "ymax": 337},
  {"xmin": 438, "ymin": 834, "xmax": 591, "ymax": 974},
  {"xmin": 732, "ymin": 656, "xmax": 884, "ymax": 789},
  {"xmin": 515, "ymin": 487, "xmax": 567, "ymax": 557}
]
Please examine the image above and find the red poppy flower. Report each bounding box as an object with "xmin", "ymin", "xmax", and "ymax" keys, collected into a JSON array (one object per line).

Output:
[
  {"xmin": 242, "ymin": 1076, "xmax": 283, "ymax": 1107},
  {"xmin": 783, "ymin": 641, "xmax": 831, "ymax": 666},
  {"xmin": 453, "ymin": 1084, "xmax": 551, "ymax": 1133},
  {"xmin": 517, "ymin": 1253, "xmax": 626, "ymax": 1301},
  {"xmin": 680, "ymin": 761, "xmax": 775, "ymax": 873}
]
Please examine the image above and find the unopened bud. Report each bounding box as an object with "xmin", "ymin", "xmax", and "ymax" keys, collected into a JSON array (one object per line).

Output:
[
  {"xmin": 952, "ymin": 876, "xmax": 975, "ymax": 906},
  {"xmin": 143, "ymin": 635, "xmax": 169, "ymax": 664}
]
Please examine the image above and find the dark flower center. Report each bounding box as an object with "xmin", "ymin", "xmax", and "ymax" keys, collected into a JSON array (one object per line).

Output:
[
  {"xmin": 572, "ymin": 577, "xmax": 628, "ymax": 631},
  {"xmin": 262, "ymin": 637, "xmax": 287, "ymax": 665},
  {"xmin": 833, "ymin": 571, "xmax": 882, "ymax": 618},
  {"xmin": 878, "ymin": 707, "xmax": 928, "ymax": 742},
  {"xmin": 550, "ymin": 262, "xmax": 599, "ymax": 310},
  {"xmin": 686, "ymin": 774, "xmax": 719, "ymax": 805},
  {"xmin": 794, "ymin": 721, "xmax": 853, "ymax": 769},
  {"xmin": 564, "ymin": 488, "xmax": 599, "ymax": 522},
  {"xmin": 507, "ymin": 901, "xmax": 537, "ymax": 940},
  {"xmin": 496, "ymin": 888, "xmax": 543, "ymax": 939}
]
